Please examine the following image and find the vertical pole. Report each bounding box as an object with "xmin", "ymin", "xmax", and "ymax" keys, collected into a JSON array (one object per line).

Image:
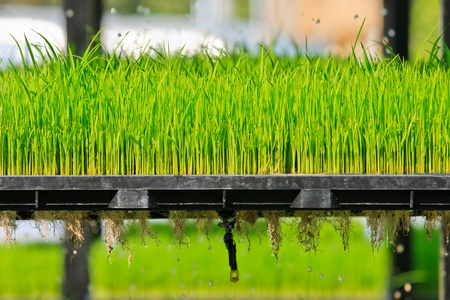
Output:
[
  {"xmin": 391, "ymin": 232, "xmax": 413, "ymax": 300},
  {"xmin": 440, "ymin": 229, "xmax": 445, "ymax": 300},
  {"xmin": 441, "ymin": 219, "xmax": 450, "ymax": 300},
  {"xmin": 62, "ymin": 1, "xmax": 102, "ymax": 297},
  {"xmin": 63, "ymin": 221, "xmax": 97, "ymax": 300},
  {"xmin": 64, "ymin": 0, "xmax": 103, "ymax": 55},
  {"xmin": 383, "ymin": 0, "xmax": 410, "ymax": 60},
  {"xmin": 443, "ymin": 0, "xmax": 450, "ymax": 53}
]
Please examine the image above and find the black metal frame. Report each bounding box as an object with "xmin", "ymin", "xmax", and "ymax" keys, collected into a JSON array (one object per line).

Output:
[{"xmin": 1, "ymin": 175, "xmax": 450, "ymax": 212}]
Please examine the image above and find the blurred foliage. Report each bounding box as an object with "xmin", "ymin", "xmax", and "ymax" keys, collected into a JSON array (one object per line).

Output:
[
  {"xmin": 90, "ymin": 219, "xmax": 389, "ymax": 299},
  {"xmin": 411, "ymin": 227, "xmax": 440, "ymax": 299},
  {"xmin": 0, "ymin": 0, "xmax": 249, "ymax": 19},
  {"xmin": 0, "ymin": 0, "xmax": 60, "ymax": 5},
  {"xmin": 104, "ymin": 0, "xmax": 249, "ymax": 18},
  {"xmin": 0, "ymin": 220, "xmax": 390, "ymax": 299},
  {"xmin": 105, "ymin": 0, "xmax": 190, "ymax": 15},
  {"xmin": 234, "ymin": 0, "xmax": 250, "ymax": 20},
  {"xmin": 0, "ymin": 220, "xmax": 442, "ymax": 299},
  {"xmin": 409, "ymin": 0, "xmax": 440, "ymax": 59},
  {"xmin": 0, "ymin": 243, "xmax": 63, "ymax": 299}
]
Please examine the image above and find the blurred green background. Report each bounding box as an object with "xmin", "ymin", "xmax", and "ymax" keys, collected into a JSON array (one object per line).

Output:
[{"xmin": 0, "ymin": 219, "xmax": 441, "ymax": 299}]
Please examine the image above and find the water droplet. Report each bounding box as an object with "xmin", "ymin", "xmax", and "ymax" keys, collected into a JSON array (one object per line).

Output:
[
  {"xmin": 73, "ymin": 250, "xmax": 77, "ymax": 255},
  {"xmin": 308, "ymin": 267, "xmax": 312, "ymax": 272},
  {"xmin": 316, "ymin": 19, "xmax": 320, "ymax": 25},
  {"xmin": 209, "ymin": 280, "xmax": 213, "ymax": 286},
  {"xmin": 319, "ymin": 274, "xmax": 323, "ymax": 279},
  {"xmin": 118, "ymin": 33, "xmax": 122, "ymax": 38},
  {"xmin": 388, "ymin": 29, "xmax": 396, "ymax": 38},
  {"xmin": 381, "ymin": 8, "xmax": 388, "ymax": 16},
  {"xmin": 445, "ymin": 252, "xmax": 449, "ymax": 257},
  {"xmin": 354, "ymin": 14, "xmax": 359, "ymax": 20},
  {"xmin": 208, "ymin": 245, "xmax": 212, "ymax": 250},
  {"xmin": 110, "ymin": 7, "xmax": 117, "ymax": 15},
  {"xmin": 65, "ymin": 9, "xmax": 75, "ymax": 18},
  {"xmin": 338, "ymin": 275, "xmax": 343, "ymax": 282}
]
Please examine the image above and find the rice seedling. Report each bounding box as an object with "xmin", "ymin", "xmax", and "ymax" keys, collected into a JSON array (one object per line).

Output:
[
  {"xmin": 294, "ymin": 210, "xmax": 327, "ymax": 253},
  {"xmin": 100, "ymin": 210, "xmax": 137, "ymax": 267},
  {"xmin": 191, "ymin": 210, "xmax": 220, "ymax": 242},
  {"xmin": 262, "ymin": 211, "xmax": 284, "ymax": 259},
  {"xmin": 386, "ymin": 210, "xmax": 411, "ymax": 242},
  {"xmin": 423, "ymin": 211, "xmax": 441, "ymax": 241},
  {"xmin": 33, "ymin": 211, "xmax": 60, "ymax": 241},
  {"xmin": 130, "ymin": 210, "xmax": 156, "ymax": 246},
  {"xmin": 169, "ymin": 211, "xmax": 189, "ymax": 248},
  {"xmin": 0, "ymin": 211, "xmax": 17, "ymax": 248},
  {"xmin": 55, "ymin": 211, "xmax": 89, "ymax": 260},
  {"xmin": 329, "ymin": 211, "xmax": 352, "ymax": 251},
  {"xmin": 442, "ymin": 211, "xmax": 450, "ymax": 245},
  {"xmin": 235, "ymin": 210, "xmax": 261, "ymax": 251},
  {"xmin": 1, "ymin": 209, "xmax": 449, "ymax": 260},
  {"xmin": 1, "ymin": 39, "xmax": 450, "ymax": 176}
]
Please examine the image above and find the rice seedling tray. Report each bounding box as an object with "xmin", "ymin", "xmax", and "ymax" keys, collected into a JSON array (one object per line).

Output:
[{"xmin": 1, "ymin": 175, "xmax": 450, "ymax": 213}]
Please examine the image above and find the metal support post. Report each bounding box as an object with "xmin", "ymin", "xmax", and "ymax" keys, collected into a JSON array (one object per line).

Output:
[
  {"xmin": 383, "ymin": 0, "xmax": 410, "ymax": 60},
  {"xmin": 64, "ymin": 0, "xmax": 103, "ymax": 55},
  {"xmin": 441, "ymin": 223, "xmax": 450, "ymax": 300},
  {"xmin": 443, "ymin": 0, "xmax": 450, "ymax": 55},
  {"xmin": 63, "ymin": 220, "xmax": 97, "ymax": 300},
  {"xmin": 390, "ymin": 224, "xmax": 414, "ymax": 300}
]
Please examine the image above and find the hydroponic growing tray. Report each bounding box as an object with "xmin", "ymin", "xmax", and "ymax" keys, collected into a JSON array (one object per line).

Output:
[{"xmin": 1, "ymin": 175, "xmax": 450, "ymax": 212}]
